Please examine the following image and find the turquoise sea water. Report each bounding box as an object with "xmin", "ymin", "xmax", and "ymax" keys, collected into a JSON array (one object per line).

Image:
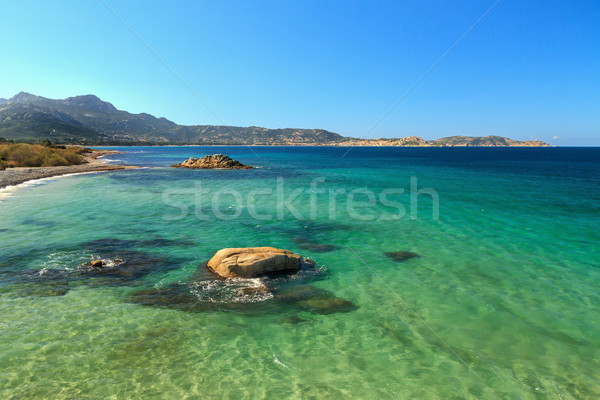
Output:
[{"xmin": 1, "ymin": 146, "xmax": 599, "ymax": 399}]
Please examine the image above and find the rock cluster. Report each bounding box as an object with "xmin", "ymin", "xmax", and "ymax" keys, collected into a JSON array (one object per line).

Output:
[
  {"xmin": 170, "ymin": 154, "xmax": 252, "ymax": 169},
  {"xmin": 130, "ymin": 246, "xmax": 357, "ymax": 315},
  {"xmin": 16, "ymin": 240, "xmax": 358, "ymax": 315}
]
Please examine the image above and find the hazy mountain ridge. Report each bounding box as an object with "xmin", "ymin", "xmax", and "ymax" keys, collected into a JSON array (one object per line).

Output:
[{"xmin": 0, "ymin": 92, "xmax": 549, "ymax": 146}]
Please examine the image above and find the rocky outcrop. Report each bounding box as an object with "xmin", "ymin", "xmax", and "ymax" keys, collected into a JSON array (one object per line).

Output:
[
  {"xmin": 170, "ymin": 154, "xmax": 253, "ymax": 169},
  {"xmin": 207, "ymin": 247, "xmax": 302, "ymax": 278}
]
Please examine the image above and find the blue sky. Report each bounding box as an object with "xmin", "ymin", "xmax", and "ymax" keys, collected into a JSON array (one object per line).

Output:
[{"xmin": 0, "ymin": 0, "xmax": 598, "ymax": 145}]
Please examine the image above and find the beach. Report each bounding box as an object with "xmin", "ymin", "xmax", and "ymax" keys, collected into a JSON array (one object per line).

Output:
[{"xmin": 0, "ymin": 150, "xmax": 138, "ymax": 189}]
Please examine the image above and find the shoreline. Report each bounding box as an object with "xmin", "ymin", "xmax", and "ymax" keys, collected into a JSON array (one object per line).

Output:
[
  {"xmin": 95, "ymin": 143, "xmax": 553, "ymax": 147},
  {"xmin": 0, "ymin": 149, "xmax": 139, "ymax": 190}
]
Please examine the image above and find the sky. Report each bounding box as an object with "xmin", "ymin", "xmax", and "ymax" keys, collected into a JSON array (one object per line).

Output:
[{"xmin": 0, "ymin": 0, "xmax": 598, "ymax": 145}]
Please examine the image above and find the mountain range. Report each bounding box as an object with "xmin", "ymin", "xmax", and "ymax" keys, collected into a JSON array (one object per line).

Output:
[{"xmin": 0, "ymin": 92, "xmax": 549, "ymax": 146}]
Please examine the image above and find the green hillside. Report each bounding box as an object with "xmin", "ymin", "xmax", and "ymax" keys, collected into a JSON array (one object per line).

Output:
[{"xmin": 0, "ymin": 92, "xmax": 343, "ymax": 145}]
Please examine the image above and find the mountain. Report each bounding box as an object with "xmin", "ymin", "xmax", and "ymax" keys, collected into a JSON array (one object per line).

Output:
[
  {"xmin": 58, "ymin": 94, "xmax": 118, "ymax": 113},
  {"xmin": 0, "ymin": 92, "xmax": 344, "ymax": 145},
  {"xmin": 7, "ymin": 92, "xmax": 47, "ymax": 104},
  {"xmin": 0, "ymin": 92, "xmax": 549, "ymax": 146}
]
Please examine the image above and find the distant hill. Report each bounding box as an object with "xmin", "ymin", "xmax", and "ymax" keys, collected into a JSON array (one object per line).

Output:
[
  {"xmin": 433, "ymin": 135, "xmax": 548, "ymax": 147},
  {"xmin": 0, "ymin": 92, "xmax": 549, "ymax": 146}
]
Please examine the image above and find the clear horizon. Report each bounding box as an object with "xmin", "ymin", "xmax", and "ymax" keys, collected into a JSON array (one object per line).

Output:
[{"xmin": 1, "ymin": 1, "xmax": 598, "ymax": 145}]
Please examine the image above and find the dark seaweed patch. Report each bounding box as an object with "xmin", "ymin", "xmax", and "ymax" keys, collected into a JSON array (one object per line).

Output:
[
  {"xmin": 83, "ymin": 237, "xmax": 194, "ymax": 251},
  {"xmin": 384, "ymin": 251, "xmax": 420, "ymax": 262},
  {"xmin": 296, "ymin": 242, "xmax": 340, "ymax": 253},
  {"xmin": 276, "ymin": 284, "xmax": 357, "ymax": 315},
  {"xmin": 1, "ymin": 246, "xmax": 184, "ymax": 297}
]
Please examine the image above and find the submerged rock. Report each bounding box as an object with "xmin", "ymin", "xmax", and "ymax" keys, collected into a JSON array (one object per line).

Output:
[
  {"xmin": 78, "ymin": 251, "xmax": 175, "ymax": 284},
  {"xmin": 129, "ymin": 278, "xmax": 276, "ymax": 313},
  {"xmin": 130, "ymin": 286, "xmax": 198, "ymax": 307},
  {"xmin": 1, "ymin": 240, "xmax": 185, "ymax": 298},
  {"xmin": 296, "ymin": 242, "xmax": 340, "ymax": 253},
  {"xmin": 207, "ymin": 247, "xmax": 302, "ymax": 278},
  {"xmin": 384, "ymin": 251, "xmax": 420, "ymax": 262},
  {"xmin": 237, "ymin": 285, "xmax": 271, "ymax": 296},
  {"xmin": 1, "ymin": 268, "xmax": 71, "ymax": 297},
  {"xmin": 282, "ymin": 315, "xmax": 307, "ymax": 324},
  {"xmin": 80, "ymin": 238, "xmax": 185, "ymax": 284},
  {"xmin": 292, "ymin": 234, "xmax": 340, "ymax": 253},
  {"xmin": 277, "ymin": 284, "xmax": 357, "ymax": 315},
  {"xmin": 170, "ymin": 154, "xmax": 253, "ymax": 169},
  {"xmin": 129, "ymin": 282, "xmax": 356, "ymax": 315},
  {"xmin": 83, "ymin": 237, "xmax": 194, "ymax": 250}
]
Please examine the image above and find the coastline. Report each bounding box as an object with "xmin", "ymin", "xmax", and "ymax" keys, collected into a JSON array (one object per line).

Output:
[
  {"xmin": 0, "ymin": 149, "xmax": 139, "ymax": 190},
  {"xmin": 96, "ymin": 142, "xmax": 553, "ymax": 148}
]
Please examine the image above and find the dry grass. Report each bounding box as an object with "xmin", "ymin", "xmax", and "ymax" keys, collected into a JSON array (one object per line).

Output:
[{"xmin": 0, "ymin": 143, "xmax": 88, "ymax": 170}]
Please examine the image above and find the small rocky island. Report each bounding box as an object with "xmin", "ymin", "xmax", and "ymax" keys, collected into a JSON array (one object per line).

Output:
[{"xmin": 170, "ymin": 154, "xmax": 253, "ymax": 169}]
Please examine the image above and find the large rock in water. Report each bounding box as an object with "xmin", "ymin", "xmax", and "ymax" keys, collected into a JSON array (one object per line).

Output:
[
  {"xmin": 171, "ymin": 154, "xmax": 252, "ymax": 169},
  {"xmin": 207, "ymin": 247, "xmax": 302, "ymax": 278}
]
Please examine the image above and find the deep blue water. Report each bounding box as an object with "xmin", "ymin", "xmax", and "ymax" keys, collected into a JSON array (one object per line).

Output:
[{"xmin": 103, "ymin": 145, "xmax": 600, "ymax": 178}]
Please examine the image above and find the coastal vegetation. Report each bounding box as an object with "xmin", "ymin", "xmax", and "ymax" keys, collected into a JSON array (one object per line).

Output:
[{"xmin": 0, "ymin": 141, "xmax": 88, "ymax": 170}]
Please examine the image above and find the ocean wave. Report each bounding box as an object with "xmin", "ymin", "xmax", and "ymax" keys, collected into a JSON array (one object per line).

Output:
[
  {"xmin": 188, "ymin": 277, "xmax": 274, "ymax": 303},
  {"xmin": 40, "ymin": 250, "xmax": 91, "ymax": 271},
  {"xmin": 0, "ymin": 171, "xmax": 110, "ymax": 202}
]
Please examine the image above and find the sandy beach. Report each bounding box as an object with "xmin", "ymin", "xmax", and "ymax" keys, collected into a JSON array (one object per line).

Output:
[{"xmin": 0, "ymin": 149, "xmax": 138, "ymax": 190}]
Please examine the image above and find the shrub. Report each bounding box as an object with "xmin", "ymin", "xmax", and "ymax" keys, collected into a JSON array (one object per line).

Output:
[
  {"xmin": 62, "ymin": 152, "xmax": 84, "ymax": 164},
  {"xmin": 1, "ymin": 144, "xmax": 35, "ymax": 164},
  {"xmin": 67, "ymin": 146, "xmax": 93, "ymax": 155},
  {"xmin": 44, "ymin": 153, "xmax": 68, "ymax": 166}
]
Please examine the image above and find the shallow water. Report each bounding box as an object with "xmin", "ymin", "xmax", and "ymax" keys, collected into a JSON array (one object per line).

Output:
[{"xmin": 1, "ymin": 146, "xmax": 599, "ymax": 399}]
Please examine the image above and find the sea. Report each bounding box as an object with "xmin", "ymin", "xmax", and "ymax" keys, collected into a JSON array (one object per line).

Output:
[{"xmin": 0, "ymin": 146, "xmax": 599, "ymax": 399}]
